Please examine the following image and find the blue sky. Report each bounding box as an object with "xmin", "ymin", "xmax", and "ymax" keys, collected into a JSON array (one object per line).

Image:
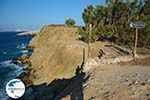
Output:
[{"xmin": 0, "ymin": 0, "xmax": 105, "ymax": 31}]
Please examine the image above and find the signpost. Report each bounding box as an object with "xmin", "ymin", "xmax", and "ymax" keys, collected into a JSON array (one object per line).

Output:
[
  {"xmin": 130, "ymin": 18, "xmax": 145, "ymax": 58},
  {"xmin": 130, "ymin": 22, "xmax": 145, "ymax": 29}
]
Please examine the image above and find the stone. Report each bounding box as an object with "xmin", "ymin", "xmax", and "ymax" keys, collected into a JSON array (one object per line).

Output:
[
  {"xmin": 147, "ymin": 79, "xmax": 150, "ymax": 82},
  {"xmin": 89, "ymin": 96, "xmax": 96, "ymax": 100},
  {"xmin": 125, "ymin": 78, "xmax": 129, "ymax": 82},
  {"xmin": 10, "ymin": 58, "xmax": 20, "ymax": 64},
  {"xmin": 133, "ymin": 73, "xmax": 138, "ymax": 77},
  {"xmin": 144, "ymin": 94, "xmax": 150, "ymax": 97},
  {"xmin": 18, "ymin": 54, "xmax": 31, "ymax": 65},
  {"xmin": 140, "ymin": 82, "xmax": 146, "ymax": 86},
  {"xmin": 19, "ymin": 75, "xmax": 32, "ymax": 87},
  {"xmin": 133, "ymin": 81, "xmax": 139, "ymax": 85}
]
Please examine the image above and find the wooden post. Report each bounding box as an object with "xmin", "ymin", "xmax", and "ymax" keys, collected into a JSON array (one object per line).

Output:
[
  {"xmin": 87, "ymin": 24, "xmax": 92, "ymax": 67},
  {"xmin": 88, "ymin": 24, "xmax": 92, "ymax": 59},
  {"xmin": 83, "ymin": 48, "xmax": 85, "ymax": 63},
  {"xmin": 134, "ymin": 16, "xmax": 139, "ymax": 59}
]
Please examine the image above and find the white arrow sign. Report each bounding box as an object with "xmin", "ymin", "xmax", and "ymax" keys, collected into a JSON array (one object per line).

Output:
[{"xmin": 130, "ymin": 22, "xmax": 145, "ymax": 28}]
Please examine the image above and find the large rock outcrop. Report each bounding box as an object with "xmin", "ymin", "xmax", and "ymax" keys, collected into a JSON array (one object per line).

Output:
[{"xmin": 28, "ymin": 25, "xmax": 87, "ymax": 84}]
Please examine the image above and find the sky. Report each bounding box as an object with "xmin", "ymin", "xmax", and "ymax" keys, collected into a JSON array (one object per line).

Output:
[{"xmin": 0, "ymin": 0, "xmax": 105, "ymax": 31}]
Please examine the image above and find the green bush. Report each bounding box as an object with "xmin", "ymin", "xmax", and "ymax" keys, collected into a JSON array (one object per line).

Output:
[{"xmin": 65, "ymin": 19, "xmax": 76, "ymax": 27}]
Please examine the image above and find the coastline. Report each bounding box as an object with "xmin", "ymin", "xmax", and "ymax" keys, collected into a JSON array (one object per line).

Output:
[
  {"xmin": 0, "ymin": 31, "xmax": 33, "ymax": 99},
  {"xmin": 16, "ymin": 46, "xmax": 34, "ymax": 87},
  {"xmin": 15, "ymin": 25, "xmax": 87, "ymax": 99},
  {"xmin": 16, "ymin": 25, "xmax": 82, "ymax": 85}
]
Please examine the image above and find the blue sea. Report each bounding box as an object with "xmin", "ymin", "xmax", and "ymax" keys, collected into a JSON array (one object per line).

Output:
[{"xmin": 0, "ymin": 32, "xmax": 32, "ymax": 99}]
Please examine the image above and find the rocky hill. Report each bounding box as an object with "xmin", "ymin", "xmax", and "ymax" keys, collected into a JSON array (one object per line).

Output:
[{"xmin": 28, "ymin": 25, "xmax": 87, "ymax": 85}]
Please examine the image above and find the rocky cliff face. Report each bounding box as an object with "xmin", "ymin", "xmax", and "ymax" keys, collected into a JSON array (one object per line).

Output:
[{"xmin": 28, "ymin": 25, "xmax": 87, "ymax": 85}]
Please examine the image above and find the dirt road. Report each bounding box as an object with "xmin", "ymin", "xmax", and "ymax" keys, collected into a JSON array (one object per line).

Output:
[{"xmin": 83, "ymin": 58, "xmax": 150, "ymax": 100}]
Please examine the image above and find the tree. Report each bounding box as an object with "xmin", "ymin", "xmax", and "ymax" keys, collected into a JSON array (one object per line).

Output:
[
  {"xmin": 82, "ymin": 5, "xmax": 94, "ymax": 26},
  {"xmin": 79, "ymin": 0, "xmax": 150, "ymax": 48},
  {"xmin": 105, "ymin": 0, "xmax": 123, "ymax": 4},
  {"xmin": 65, "ymin": 19, "xmax": 76, "ymax": 27}
]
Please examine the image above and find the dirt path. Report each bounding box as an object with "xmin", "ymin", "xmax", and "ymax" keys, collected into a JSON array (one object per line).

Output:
[{"xmin": 83, "ymin": 59, "xmax": 150, "ymax": 100}]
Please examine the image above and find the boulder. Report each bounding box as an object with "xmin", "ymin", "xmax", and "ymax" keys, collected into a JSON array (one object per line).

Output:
[
  {"xmin": 18, "ymin": 54, "xmax": 31, "ymax": 65},
  {"xmin": 17, "ymin": 72, "xmax": 33, "ymax": 87},
  {"xmin": 10, "ymin": 58, "xmax": 20, "ymax": 64}
]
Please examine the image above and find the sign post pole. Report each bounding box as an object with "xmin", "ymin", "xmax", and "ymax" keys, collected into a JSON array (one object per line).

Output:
[
  {"xmin": 130, "ymin": 17, "xmax": 145, "ymax": 59},
  {"xmin": 134, "ymin": 16, "xmax": 139, "ymax": 59}
]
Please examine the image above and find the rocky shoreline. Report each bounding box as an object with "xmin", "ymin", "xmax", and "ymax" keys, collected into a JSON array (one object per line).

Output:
[
  {"xmin": 17, "ymin": 47, "xmax": 34, "ymax": 87},
  {"xmin": 8, "ymin": 45, "xmax": 34, "ymax": 87},
  {"xmin": 9, "ymin": 25, "xmax": 86, "ymax": 99}
]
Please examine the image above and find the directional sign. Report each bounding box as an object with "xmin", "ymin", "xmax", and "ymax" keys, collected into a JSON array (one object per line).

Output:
[{"xmin": 130, "ymin": 22, "xmax": 145, "ymax": 28}]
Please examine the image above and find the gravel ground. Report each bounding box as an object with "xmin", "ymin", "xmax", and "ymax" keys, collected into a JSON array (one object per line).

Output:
[{"xmin": 83, "ymin": 58, "xmax": 150, "ymax": 100}]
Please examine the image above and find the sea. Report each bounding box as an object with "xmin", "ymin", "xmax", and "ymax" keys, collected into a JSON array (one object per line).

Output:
[{"xmin": 0, "ymin": 32, "xmax": 32, "ymax": 99}]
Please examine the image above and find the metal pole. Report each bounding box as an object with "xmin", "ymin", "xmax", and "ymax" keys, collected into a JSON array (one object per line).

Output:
[{"xmin": 134, "ymin": 16, "xmax": 139, "ymax": 59}]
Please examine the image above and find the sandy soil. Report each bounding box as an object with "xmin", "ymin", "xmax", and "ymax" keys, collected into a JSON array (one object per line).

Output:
[{"xmin": 83, "ymin": 58, "xmax": 150, "ymax": 100}]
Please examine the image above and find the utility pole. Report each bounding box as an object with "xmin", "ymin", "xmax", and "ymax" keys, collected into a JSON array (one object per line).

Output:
[{"xmin": 134, "ymin": 16, "xmax": 139, "ymax": 59}]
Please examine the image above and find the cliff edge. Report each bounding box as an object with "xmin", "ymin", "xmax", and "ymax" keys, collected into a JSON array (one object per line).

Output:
[{"xmin": 28, "ymin": 25, "xmax": 87, "ymax": 85}]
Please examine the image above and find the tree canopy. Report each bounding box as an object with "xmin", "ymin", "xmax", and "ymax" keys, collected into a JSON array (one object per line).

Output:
[
  {"xmin": 65, "ymin": 18, "xmax": 76, "ymax": 27},
  {"xmin": 79, "ymin": 0, "xmax": 150, "ymax": 48}
]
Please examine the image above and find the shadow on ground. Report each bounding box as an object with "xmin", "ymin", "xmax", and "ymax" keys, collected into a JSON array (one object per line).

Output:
[{"xmin": 20, "ymin": 62, "xmax": 89, "ymax": 100}]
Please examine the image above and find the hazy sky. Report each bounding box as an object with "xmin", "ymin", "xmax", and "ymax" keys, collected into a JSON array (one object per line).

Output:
[{"xmin": 0, "ymin": 0, "xmax": 105, "ymax": 31}]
